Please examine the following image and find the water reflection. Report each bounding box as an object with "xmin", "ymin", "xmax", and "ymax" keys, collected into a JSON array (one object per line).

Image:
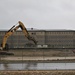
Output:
[
  {"xmin": 0, "ymin": 63, "xmax": 75, "ymax": 70},
  {"xmin": 24, "ymin": 62, "xmax": 37, "ymax": 70},
  {"xmin": 3, "ymin": 64, "xmax": 9, "ymax": 70}
]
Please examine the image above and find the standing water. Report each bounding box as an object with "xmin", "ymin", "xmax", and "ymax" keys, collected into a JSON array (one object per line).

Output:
[{"xmin": 0, "ymin": 63, "xmax": 75, "ymax": 70}]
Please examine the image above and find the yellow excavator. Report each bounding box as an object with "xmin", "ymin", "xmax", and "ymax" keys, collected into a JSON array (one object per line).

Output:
[{"xmin": 0, "ymin": 21, "xmax": 37, "ymax": 55}]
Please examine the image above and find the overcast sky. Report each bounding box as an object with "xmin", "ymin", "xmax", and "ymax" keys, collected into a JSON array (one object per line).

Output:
[{"xmin": 0, "ymin": 0, "xmax": 75, "ymax": 30}]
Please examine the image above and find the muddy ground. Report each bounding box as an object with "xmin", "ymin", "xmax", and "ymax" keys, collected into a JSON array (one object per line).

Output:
[
  {"xmin": 0, "ymin": 70, "xmax": 75, "ymax": 75},
  {"xmin": 8, "ymin": 48, "xmax": 75, "ymax": 57},
  {"xmin": 0, "ymin": 48, "xmax": 75, "ymax": 63}
]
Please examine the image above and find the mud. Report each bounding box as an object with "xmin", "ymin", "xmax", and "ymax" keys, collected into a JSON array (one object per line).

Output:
[{"xmin": 0, "ymin": 70, "xmax": 75, "ymax": 75}]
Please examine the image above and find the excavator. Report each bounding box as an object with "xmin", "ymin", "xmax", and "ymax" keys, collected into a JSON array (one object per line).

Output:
[{"xmin": 0, "ymin": 21, "xmax": 37, "ymax": 55}]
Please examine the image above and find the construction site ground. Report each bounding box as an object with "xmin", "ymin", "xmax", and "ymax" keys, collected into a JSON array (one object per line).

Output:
[
  {"xmin": 0, "ymin": 48, "xmax": 75, "ymax": 75},
  {"xmin": 7, "ymin": 48, "xmax": 75, "ymax": 57},
  {"xmin": 1, "ymin": 56, "xmax": 75, "ymax": 63},
  {"xmin": 0, "ymin": 48, "xmax": 75, "ymax": 62},
  {"xmin": 0, "ymin": 70, "xmax": 75, "ymax": 75}
]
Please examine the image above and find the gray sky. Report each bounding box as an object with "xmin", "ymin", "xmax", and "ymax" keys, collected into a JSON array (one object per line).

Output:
[{"xmin": 0, "ymin": 0, "xmax": 75, "ymax": 30}]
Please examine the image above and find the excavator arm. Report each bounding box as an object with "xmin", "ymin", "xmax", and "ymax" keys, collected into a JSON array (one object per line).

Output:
[
  {"xmin": 0, "ymin": 21, "xmax": 37, "ymax": 50},
  {"xmin": 18, "ymin": 21, "xmax": 37, "ymax": 44}
]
